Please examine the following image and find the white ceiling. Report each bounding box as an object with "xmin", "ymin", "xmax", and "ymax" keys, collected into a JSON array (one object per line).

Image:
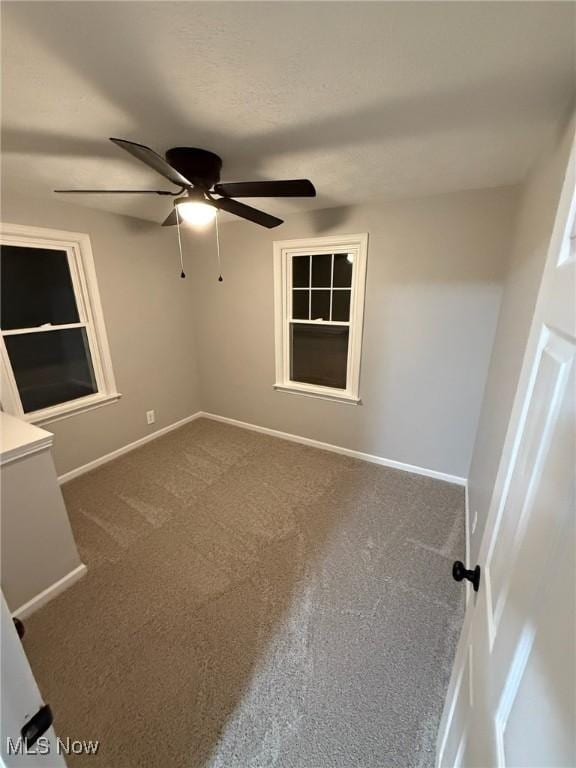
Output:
[{"xmin": 2, "ymin": 1, "xmax": 574, "ymax": 224}]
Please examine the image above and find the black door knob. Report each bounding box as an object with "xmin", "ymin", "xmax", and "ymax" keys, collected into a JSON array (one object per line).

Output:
[{"xmin": 452, "ymin": 560, "xmax": 481, "ymax": 592}]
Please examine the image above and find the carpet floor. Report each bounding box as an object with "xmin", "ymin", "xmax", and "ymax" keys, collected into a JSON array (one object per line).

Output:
[{"xmin": 23, "ymin": 418, "xmax": 465, "ymax": 768}]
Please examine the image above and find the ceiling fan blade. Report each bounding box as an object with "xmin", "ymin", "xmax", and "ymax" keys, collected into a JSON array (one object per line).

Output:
[
  {"xmin": 54, "ymin": 189, "xmax": 177, "ymax": 195},
  {"xmin": 110, "ymin": 138, "xmax": 191, "ymax": 188},
  {"xmin": 211, "ymin": 197, "xmax": 283, "ymax": 228},
  {"xmin": 162, "ymin": 209, "xmax": 178, "ymax": 227},
  {"xmin": 214, "ymin": 179, "xmax": 316, "ymax": 198}
]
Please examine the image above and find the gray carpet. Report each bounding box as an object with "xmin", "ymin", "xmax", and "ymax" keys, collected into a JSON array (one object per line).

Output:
[{"xmin": 23, "ymin": 418, "xmax": 465, "ymax": 768}]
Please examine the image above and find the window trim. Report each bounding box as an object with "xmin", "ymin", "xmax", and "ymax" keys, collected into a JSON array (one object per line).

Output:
[
  {"xmin": 273, "ymin": 233, "xmax": 368, "ymax": 404},
  {"xmin": 0, "ymin": 223, "xmax": 121, "ymax": 425}
]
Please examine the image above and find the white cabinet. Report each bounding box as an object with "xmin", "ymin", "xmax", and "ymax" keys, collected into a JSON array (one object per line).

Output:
[{"xmin": 1, "ymin": 413, "xmax": 85, "ymax": 616}]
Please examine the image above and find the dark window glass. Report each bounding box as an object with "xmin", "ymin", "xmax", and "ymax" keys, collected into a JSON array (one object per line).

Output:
[
  {"xmin": 292, "ymin": 255, "xmax": 310, "ymax": 288},
  {"xmin": 332, "ymin": 290, "xmax": 351, "ymax": 322},
  {"xmin": 311, "ymin": 254, "xmax": 332, "ymax": 287},
  {"xmin": 292, "ymin": 290, "xmax": 309, "ymax": 320},
  {"xmin": 291, "ymin": 324, "xmax": 348, "ymax": 389},
  {"xmin": 333, "ymin": 253, "xmax": 353, "ymax": 288},
  {"xmin": 4, "ymin": 328, "xmax": 97, "ymax": 413},
  {"xmin": 1, "ymin": 245, "xmax": 80, "ymax": 330},
  {"xmin": 311, "ymin": 290, "xmax": 330, "ymax": 320}
]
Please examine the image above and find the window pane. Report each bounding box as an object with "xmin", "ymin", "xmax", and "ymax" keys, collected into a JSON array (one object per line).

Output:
[
  {"xmin": 333, "ymin": 253, "xmax": 353, "ymax": 288},
  {"xmin": 292, "ymin": 290, "xmax": 309, "ymax": 320},
  {"xmin": 291, "ymin": 324, "xmax": 348, "ymax": 389},
  {"xmin": 292, "ymin": 255, "xmax": 310, "ymax": 288},
  {"xmin": 332, "ymin": 290, "xmax": 351, "ymax": 321},
  {"xmin": 4, "ymin": 328, "xmax": 97, "ymax": 413},
  {"xmin": 311, "ymin": 254, "xmax": 331, "ymax": 287},
  {"xmin": 311, "ymin": 290, "xmax": 330, "ymax": 320},
  {"xmin": 1, "ymin": 245, "xmax": 80, "ymax": 330}
]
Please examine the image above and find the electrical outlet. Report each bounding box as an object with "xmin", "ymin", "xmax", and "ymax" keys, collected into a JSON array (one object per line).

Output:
[{"xmin": 146, "ymin": 410, "xmax": 155, "ymax": 425}]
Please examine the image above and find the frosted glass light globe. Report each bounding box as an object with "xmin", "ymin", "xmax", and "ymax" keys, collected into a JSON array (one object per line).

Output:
[{"xmin": 176, "ymin": 201, "xmax": 216, "ymax": 226}]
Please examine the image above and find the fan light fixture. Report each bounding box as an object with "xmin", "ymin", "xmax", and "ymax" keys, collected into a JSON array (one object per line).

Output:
[
  {"xmin": 175, "ymin": 198, "xmax": 216, "ymax": 226},
  {"xmin": 55, "ymin": 139, "xmax": 316, "ymax": 230}
]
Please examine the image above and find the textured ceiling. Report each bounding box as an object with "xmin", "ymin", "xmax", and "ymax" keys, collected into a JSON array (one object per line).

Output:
[{"xmin": 2, "ymin": 1, "xmax": 574, "ymax": 224}]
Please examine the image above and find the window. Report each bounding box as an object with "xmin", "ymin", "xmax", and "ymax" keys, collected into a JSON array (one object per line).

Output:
[
  {"xmin": 273, "ymin": 233, "xmax": 368, "ymax": 403},
  {"xmin": 0, "ymin": 224, "xmax": 120, "ymax": 424}
]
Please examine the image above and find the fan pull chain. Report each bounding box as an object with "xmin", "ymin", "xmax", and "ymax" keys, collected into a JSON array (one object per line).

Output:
[
  {"xmin": 175, "ymin": 206, "xmax": 186, "ymax": 278},
  {"xmin": 215, "ymin": 211, "xmax": 223, "ymax": 282}
]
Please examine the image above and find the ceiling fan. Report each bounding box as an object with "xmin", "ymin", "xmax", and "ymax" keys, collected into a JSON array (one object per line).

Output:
[{"xmin": 55, "ymin": 138, "xmax": 316, "ymax": 229}]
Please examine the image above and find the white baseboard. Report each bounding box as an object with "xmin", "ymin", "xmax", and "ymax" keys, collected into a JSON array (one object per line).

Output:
[
  {"xmin": 12, "ymin": 563, "xmax": 87, "ymax": 620},
  {"xmin": 58, "ymin": 408, "xmax": 466, "ymax": 487},
  {"xmin": 58, "ymin": 412, "xmax": 204, "ymax": 484},
  {"xmin": 200, "ymin": 411, "xmax": 467, "ymax": 486}
]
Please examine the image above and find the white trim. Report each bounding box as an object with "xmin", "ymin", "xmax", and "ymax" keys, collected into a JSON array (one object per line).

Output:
[
  {"xmin": 201, "ymin": 412, "xmax": 466, "ymax": 486},
  {"xmin": 0, "ymin": 222, "xmax": 120, "ymax": 422},
  {"xmin": 2, "ymin": 322, "xmax": 85, "ymax": 336},
  {"xmin": 0, "ymin": 413, "xmax": 54, "ymax": 466},
  {"xmin": 0, "ymin": 434, "xmax": 53, "ymax": 466},
  {"xmin": 12, "ymin": 563, "xmax": 87, "ymax": 620},
  {"xmin": 58, "ymin": 412, "xmax": 204, "ymax": 483},
  {"xmin": 273, "ymin": 383, "xmax": 361, "ymax": 404},
  {"xmin": 58, "ymin": 408, "xmax": 466, "ymax": 487},
  {"xmin": 273, "ymin": 233, "xmax": 368, "ymax": 403},
  {"xmin": 28, "ymin": 391, "xmax": 122, "ymax": 426},
  {"xmin": 464, "ymin": 481, "xmax": 471, "ymax": 606}
]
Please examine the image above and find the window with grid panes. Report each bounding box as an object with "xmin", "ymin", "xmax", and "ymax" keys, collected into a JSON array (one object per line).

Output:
[
  {"xmin": 0, "ymin": 224, "xmax": 119, "ymax": 423},
  {"xmin": 273, "ymin": 234, "xmax": 367, "ymax": 403}
]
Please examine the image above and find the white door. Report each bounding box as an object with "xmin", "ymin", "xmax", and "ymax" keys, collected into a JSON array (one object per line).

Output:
[
  {"xmin": 437, "ymin": 136, "xmax": 576, "ymax": 768},
  {"xmin": 0, "ymin": 592, "xmax": 65, "ymax": 766}
]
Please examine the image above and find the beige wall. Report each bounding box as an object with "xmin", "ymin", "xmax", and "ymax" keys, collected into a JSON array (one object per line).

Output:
[
  {"xmin": 467, "ymin": 113, "xmax": 575, "ymax": 560},
  {"xmin": 188, "ymin": 186, "xmax": 518, "ymax": 480},
  {"xmin": 1, "ymin": 193, "xmax": 201, "ymax": 475}
]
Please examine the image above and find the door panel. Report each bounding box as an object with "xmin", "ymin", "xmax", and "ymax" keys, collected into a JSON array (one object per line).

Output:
[
  {"xmin": 1, "ymin": 592, "xmax": 65, "ymax": 765},
  {"xmin": 503, "ymin": 522, "xmax": 575, "ymax": 768},
  {"xmin": 437, "ymin": 134, "xmax": 575, "ymax": 768},
  {"xmin": 439, "ymin": 647, "xmax": 472, "ymax": 768},
  {"xmin": 489, "ymin": 329, "xmax": 574, "ymax": 638}
]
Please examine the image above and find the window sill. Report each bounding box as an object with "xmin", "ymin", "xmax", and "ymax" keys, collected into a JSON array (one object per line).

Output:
[
  {"xmin": 273, "ymin": 383, "xmax": 361, "ymax": 405},
  {"xmin": 25, "ymin": 392, "xmax": 122, "ymax": 426}
]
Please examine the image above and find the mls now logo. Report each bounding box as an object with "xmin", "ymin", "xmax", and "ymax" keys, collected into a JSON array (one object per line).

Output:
[{"xmin": 7, "ymin": 736, "xmax": 100, "ymax": 756}]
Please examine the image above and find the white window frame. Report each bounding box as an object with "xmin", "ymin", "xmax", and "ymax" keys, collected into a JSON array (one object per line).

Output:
[
  {"xmin": 273, "ymin": 233, "xmax": 368, "ymax": 404},
  {"xmin": 0, "ymin": 223, "xmax": 121, "ymax": 425}
]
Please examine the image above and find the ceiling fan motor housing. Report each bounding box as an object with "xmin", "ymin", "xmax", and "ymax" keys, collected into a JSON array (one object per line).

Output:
[{"xmin": 165, "ymin": 147, "xmax": 223, "ymax": 190}]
